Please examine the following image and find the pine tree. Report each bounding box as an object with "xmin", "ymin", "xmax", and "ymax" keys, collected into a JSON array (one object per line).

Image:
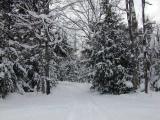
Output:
[
  {"xmin": 0, "ymin": 0, "xmax": 73, "ymax": 97},
  {"xmin": 88, "ymin": 0, "xmax": 134, "ymax": 94},
  {"xmin": 0, "ymin": 0, "xmax": 20, "ymax": 98}
]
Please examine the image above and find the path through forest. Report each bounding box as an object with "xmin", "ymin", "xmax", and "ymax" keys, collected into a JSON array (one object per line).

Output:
[{"xmin": 0, "ymin": 81, "xmax": 160, "ymax": 120}]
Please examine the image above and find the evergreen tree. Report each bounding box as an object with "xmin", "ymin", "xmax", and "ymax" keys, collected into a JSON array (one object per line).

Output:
[
  {"xmin": 150, "ymin": 24, "xmax": 160, "ymax": 91},
  {"xmin": 88, "ymin": 0, "xmax": 134, "ymax": 94},
  {"xmin": 0, "ymin": 0, "xmax": 21, "ymax": 98},
  {"xmin": 0, "ymin": 0, "xmax": 73, "ymax": 97}
]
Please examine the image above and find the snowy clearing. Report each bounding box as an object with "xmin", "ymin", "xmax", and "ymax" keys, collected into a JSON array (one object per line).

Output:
[{"xmin": 0, "ymin": 81, "xmax": 160, "ymax": 120}]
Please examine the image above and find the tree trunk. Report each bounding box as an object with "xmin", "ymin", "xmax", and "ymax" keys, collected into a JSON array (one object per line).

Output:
[
  {"xmin": 142, "ymin": 0, "xmax": 149, "ymax": 93},
  {"xmin": 126, "ymin": 0, "xmax": 139, "ymax": 89},
  {"xmin": 44, "ymin": 1, "xmax": 50, "ymax": 95},
  {"xmin": 45, "ymin": 41, "xmax": 50, "ymax": 95}
]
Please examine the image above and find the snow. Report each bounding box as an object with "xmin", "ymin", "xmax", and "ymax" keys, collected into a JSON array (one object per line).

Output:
[
  {"xmin": 0, "ymin": 81, "xmax": 160, "ymax": 120},
  {"xmin": 0, "ymin": 72, "xmax": 5, "ymax": 78},
  {"xmin": 9, "ymin": 40, "xmax": 37, "ymax": 50},
  {"xmin": 124, "ymin": 81, "xmax": 133, "ymax": 88},
  {"xmin": 155, "ymin": 80, "xmax": 160, "ymax": 88},
  {"xmin": 0, "ymin": 48, "xmax": 4, "ymax": 55}
]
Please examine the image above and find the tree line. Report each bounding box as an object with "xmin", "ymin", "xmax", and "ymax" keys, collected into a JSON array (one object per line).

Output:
[{"xmin": 0, "ymin": 0, "xmax": 160, "ymax": 98}]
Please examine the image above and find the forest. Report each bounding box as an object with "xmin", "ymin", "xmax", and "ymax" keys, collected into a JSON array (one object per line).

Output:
[{"xmin": 0, "ymin": 0, "xmax": 160, "ymax": 119}]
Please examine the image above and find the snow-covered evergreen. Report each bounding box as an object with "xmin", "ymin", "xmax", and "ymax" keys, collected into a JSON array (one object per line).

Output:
[{"xmin": 81, "ymin": 1, "xmax": 133, "ymax": 94}]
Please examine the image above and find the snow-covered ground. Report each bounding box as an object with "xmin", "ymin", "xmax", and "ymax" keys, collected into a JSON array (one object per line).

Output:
[{"xmin": 0, "ymin": 81, "xmax": 160, "ymax": 120}]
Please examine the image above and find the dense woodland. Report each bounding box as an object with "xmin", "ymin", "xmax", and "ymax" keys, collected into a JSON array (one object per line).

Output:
[{"xmin": 0, "ymin": 0, "xmax": 160, "ymax": 98}]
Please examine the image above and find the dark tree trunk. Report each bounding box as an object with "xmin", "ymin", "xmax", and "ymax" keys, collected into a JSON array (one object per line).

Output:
[
  {"xmin": 45, "ymin": 41, "xmax": 50, "ymax": 95},
  {"xmin": 44, "ymin": 1, "xmax": 51, "ymax": 95},
  {"xmin": 142, "ymin": 0, "xmax": 149, "ymax": 93}
]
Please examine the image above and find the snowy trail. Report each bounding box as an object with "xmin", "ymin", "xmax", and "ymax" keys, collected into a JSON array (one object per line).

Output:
[{"xmin": 0, "ymin": 81, "xmax": 160, "ymax": 120}]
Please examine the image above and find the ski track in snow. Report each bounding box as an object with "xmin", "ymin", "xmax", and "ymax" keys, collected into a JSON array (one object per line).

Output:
[{"xmin": 0, "ymin": 81, "xmax": 160, "ymax": 120}]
